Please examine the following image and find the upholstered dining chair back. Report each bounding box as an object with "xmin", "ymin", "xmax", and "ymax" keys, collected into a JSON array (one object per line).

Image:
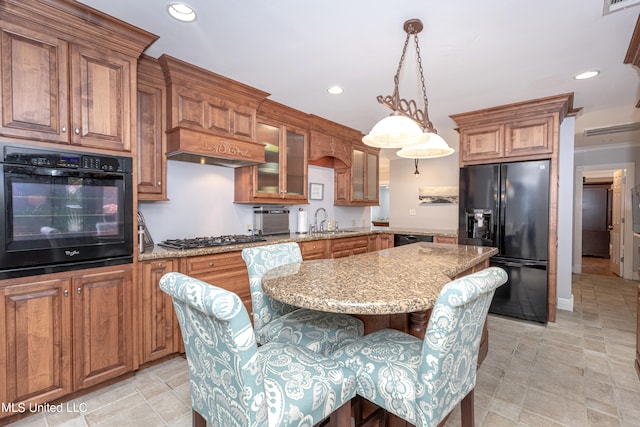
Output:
[
  {"xmin": 160, "ymin": 272, "xmax": 357, "ymax": 427},
  {"xmin": 415, "ymin": 266, "xmax": 508, "ymax": 426},
  {"xmin": 241, "ymin": 242, "xmax": 364, "ymax": 356},
  {"xmin": 330, "ymin": 266, "xmax": 507, "ymax": 427},
  {"xmin": 241, "ymin": 242, "xmax": 302, "ymax": 331}
]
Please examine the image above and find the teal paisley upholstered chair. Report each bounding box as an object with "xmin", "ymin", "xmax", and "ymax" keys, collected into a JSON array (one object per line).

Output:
[
  {"xmin": 241, "ymin": 242, "xmax": 364, "ymax": 356},
  {"xmin": 331, "ymin": 267, "xmax": 508, "ymax": 427},
  {"xmin": 159, "ymin": 272, "xmax": 356, "ymax": 427}
]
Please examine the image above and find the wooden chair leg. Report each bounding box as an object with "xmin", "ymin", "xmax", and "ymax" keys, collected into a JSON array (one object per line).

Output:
[
  {"xmin": 193, "ymin": 409, "xmax": 206, "ymax": 427},
  {"xmin": 353, "ymin": 396, "xmax": 362, "ymax": 426},
  {"xmin": 328, "ymin": 401, "xmax": 352, "ymax": 427},
  {"xmin": 460, "ymin": 388, "xmax": 475, "ymax": 427}
]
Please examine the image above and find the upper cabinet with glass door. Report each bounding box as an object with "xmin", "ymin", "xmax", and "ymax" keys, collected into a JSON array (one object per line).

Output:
[
  {"xmin": 335, "ymin": 141, "xmax": 380, "ymax": 206},
  {"xmin": 234, "ymin": 100, "xmax": 308, "ymax": 204}
]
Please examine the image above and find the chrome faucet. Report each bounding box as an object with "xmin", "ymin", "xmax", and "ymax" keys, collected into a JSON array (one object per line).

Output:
[{"xmin": 314, "ymin": 207, "xmax": 328, "ymax": 232}]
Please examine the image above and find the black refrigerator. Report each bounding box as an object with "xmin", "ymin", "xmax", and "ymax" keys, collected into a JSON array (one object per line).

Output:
[{"xmin": 458, "ymin": 160, "xmax": 549, "ymax": 323}]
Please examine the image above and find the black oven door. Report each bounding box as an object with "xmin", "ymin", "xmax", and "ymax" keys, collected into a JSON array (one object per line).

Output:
[{"xmin": 0, "ymin": 164, "xmax": 133, "ymax": 278}]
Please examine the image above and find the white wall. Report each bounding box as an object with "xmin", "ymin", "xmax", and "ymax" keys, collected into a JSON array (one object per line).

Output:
[
  {"xmin": 370, "ymin": 186, "xmax": 389, "ymax": 221},
  {"xmin": 138, "ymin": 162, "xmax": 367, "ymax": 242},
  {"xmin": 388, "ymin": 153, "xmax": 459, "ymax": 231},
  {"xmin": 556, "ymin": 117, "xmax": 575, "ymax": 311}
]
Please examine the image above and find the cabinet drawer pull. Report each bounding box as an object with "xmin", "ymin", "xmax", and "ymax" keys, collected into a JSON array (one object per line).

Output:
[{"xmin": 209, "ymin": 262, "xmax": 215, "ymax": 267}]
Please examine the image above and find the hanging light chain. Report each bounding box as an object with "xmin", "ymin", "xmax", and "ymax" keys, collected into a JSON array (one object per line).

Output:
[
  {"xmin": 376, "ymin": 18, "xmax": 436, "ymax": 134},
  {"xmin": 413, "ymin": 32, "xmax": 435, "ymax": 133}
]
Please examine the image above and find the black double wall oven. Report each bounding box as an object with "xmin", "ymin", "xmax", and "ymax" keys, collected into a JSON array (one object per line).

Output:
[{"xmin": 0, "ymin": 144, "xmax": 133, "ymax": 279}]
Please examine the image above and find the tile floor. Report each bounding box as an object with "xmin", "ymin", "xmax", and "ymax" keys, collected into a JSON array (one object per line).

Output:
[{"xmin": 5, "ymin": 272, "xmax": 639, "ymax": 427}]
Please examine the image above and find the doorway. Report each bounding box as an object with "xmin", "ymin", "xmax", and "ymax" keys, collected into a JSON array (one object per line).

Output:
[
  {"xmin": 581, "ymin": 179, "xmax": 616, "ymax": 276},
  {"xmin": 574, "ymin": 162, "xmax": 635, "ymax": 279}
]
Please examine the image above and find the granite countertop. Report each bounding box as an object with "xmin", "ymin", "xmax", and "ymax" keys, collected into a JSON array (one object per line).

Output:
[
  {"xmin": 138, "ymin": 227, "xmax": 458, "ymax": 261},
  {"xmin": 261, "ymin": 242, "xmax": 498, "ymax": 315}
]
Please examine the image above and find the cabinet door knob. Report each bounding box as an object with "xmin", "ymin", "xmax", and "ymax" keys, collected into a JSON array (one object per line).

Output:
[
  {"xmin": 64, "ymin": 290, "xmax": 69, "ymax": 297},
  {"xmin": 74, "ymin": 128, "xmax": 80, "ymax": 135},
  {"xmin": 77, "ymin": 287, "xmax": 82, "ymax": 295},
  {"xmin": 158, "ymin": 263, "xmax": 164, "ymax": 268},
  {"xmin": 157, "ymin": 181, "xmax": 161, "ymax": 186},
  {"xmin": 61, "ymin": 125, "xmax": 67, "ymax": 133}
]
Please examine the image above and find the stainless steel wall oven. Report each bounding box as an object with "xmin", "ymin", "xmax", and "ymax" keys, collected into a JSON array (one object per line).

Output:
[{"xmin": 0, "ymin": 144, "xmax": 133, "ymax": 279}]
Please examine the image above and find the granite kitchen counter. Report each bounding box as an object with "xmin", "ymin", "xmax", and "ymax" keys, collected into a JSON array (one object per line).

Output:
[
  {"xmin": 262, "ymin": 242, "xmax": 498, "ymax": 315},
  {"xmin": 138, "ymin": 228, "xmax": 457, "ymax": 261}
]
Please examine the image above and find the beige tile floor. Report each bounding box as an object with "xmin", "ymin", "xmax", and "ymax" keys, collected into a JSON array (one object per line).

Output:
[{"xmin": 6, "ymin": 272, "xmax": 639, "ymax": 427}]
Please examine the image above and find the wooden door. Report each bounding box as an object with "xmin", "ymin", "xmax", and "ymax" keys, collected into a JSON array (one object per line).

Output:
[
  {"xmin": 504, "ymin": 115, "xmax": 554, "ymax": 158},
  {"xmin": 137, "ymin": 80, "xmax": 166, "ymax": 199},
  {"xmin": 140, "ymin": 260, "xmax": 177, "ymax": 364},
  {"xmin": 73, "ymin": 268, "xmax": 133, "ymax": 389},
  {"xmin": 70, "ymin": 44, "xmax": 131, "ymax": 151},
  {"xmin": 582, "ymin": 184, "xmax": 611, "ymax": 257},
  {"xmin": 459, "ymin": 124, "xmax": 504, "ymax": 163},
  {"xmin": 1, "ymin": 279, "xmax": 72, "ymax": 413},
  {"xmin": 610, "ymin": 170, "xmax": 625, "ymax": 276},
  {"xmin": 282, "ymin": 126, "xmax": 308, "ymax": 201},
  {"xmin": 0, "ymin": 23, "xmax": 69, "ymax": 143}
]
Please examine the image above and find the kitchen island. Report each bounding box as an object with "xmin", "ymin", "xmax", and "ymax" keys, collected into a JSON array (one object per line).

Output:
[{"xmin": 262, "ymin": 242, "xmax": 498, "ymax": 350}]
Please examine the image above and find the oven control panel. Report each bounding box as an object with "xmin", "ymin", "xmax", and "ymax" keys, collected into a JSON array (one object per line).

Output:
[{"xmin": 2, "ymin": 145, "xmax": 128, "ymax": 172}]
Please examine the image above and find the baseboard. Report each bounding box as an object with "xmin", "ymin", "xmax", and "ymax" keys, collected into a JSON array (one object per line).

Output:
[{"xmin": 557, "ymin": 295, "xmax": 574, "ymax": 312}]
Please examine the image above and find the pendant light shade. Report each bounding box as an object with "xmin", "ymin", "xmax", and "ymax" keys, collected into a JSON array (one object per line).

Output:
[
  {"xmin": 362, "ymin": 114, "xmax": 428, "ymax": 148},
  {"xmin": 362, "ymin": 18, "xmax": 455, "ymax": 159},
  {"xmin": 396, "ymin": 132, "xmax": 455, "ymax": 159}
]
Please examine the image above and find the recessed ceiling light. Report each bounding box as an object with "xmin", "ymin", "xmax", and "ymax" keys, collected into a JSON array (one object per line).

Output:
[
  {"xmin": 327, "ymin": 86, "xmax": 344, "ymax": 95},
  {"xmin": 167, "ymin": 2, "xmax": 197, "ymax": 22},
  {"xmin": 574, "ymin": 70, "xmax": 599, "ymax": 80}
]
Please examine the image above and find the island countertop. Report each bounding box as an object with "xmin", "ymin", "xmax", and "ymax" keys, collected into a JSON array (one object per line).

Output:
[{"xmin": 262, "ymin": 242, "xmax": 498, "ymax": 315}]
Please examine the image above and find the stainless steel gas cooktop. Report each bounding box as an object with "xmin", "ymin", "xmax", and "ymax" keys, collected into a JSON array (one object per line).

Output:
[{"xmin": 158, "ymin": 234, "xmax": 266, "ymax": 250}]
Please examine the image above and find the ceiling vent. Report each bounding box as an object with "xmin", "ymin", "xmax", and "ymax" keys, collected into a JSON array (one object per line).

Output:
[
  {"xmin": 603, "ymin": 0, "xmax": 640, "ymax": 14},
  {"xmin": 583, "ymin": 122, "xmax": 640, "ymax": 136}
]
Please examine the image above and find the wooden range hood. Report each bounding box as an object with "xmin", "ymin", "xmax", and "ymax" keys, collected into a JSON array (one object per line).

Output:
[{"xmin": 159, "ymin": 54, "xmax": 270, "ymax": 167}]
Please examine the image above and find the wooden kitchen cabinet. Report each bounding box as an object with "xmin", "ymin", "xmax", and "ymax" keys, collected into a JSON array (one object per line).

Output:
[
  {"xmin": 335, "ymin": 142, "xmax": 380, "ymax": 206},
  {"xmin": 0, "ymin": 278, "xmax": 73, "ymax": 415},
  {"xmin": 451, "ymin": 94, "xmax": 575, "ymax": 166},
  {"xmin": 307, "ymin": 114, "xmax": 352, "ymax": 169},
  {"xmin": 137, "ymin": 55, "xmax": 167, "ymax": 200},
  {"xmin": 299, "ymin": 240, "xmax": 327, "ymax": 260},
  {"xmin": 329, "ymin": 236, "xmax": 369, "ymax": 258},
  {"xmin": 235, "ymin": 100, "xmax": 308, "ymax": 204},
  {"xmin": 139, "ymin": 259, "xmax": 178, "ymax": 365},
  {"xmin": 0, "ymin": 265, "xmax": 133, "ymax": 421},
  {"xmin": 368, "ymin": 233, "xmax": 394, "ymax": 252},
  {"xmin": 180, "ymin": 252, "xmax": 253, "ymax": 316},
  {"xmin": 72, "ymin": 268, "xmax": 133, "ymax": 390},
  {"xmin": 0, "ymin": 2, "xmax": 156, "ymax": 152}
]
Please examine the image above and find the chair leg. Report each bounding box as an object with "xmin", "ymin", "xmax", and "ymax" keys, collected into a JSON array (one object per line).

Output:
[
  {"xmin": 460, "ymin": 388, "xmax": 475, "ymax": 427},
  {"xmin": 328, "ymin": 401, "xmax": 352, "ymax": 427},
  {"xmin": 193, "ymin": 409, "xmax": 206, "ymax": 427}
]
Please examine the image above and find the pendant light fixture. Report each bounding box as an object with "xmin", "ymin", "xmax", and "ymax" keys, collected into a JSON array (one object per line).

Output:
[{"xmin": 363, "ymin": 19, "xmax": 454, "ymax": 159}]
